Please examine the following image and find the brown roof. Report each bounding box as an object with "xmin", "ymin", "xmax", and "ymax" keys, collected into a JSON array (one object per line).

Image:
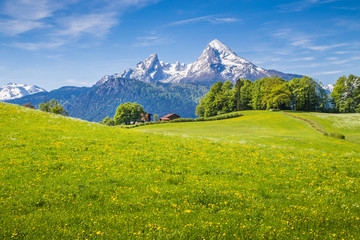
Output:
[
  {"xmin": 160, "ymin": 117, "xmax": 171, "ymax": 121},
  {"xmin": 161, "ymin": 113, "xmax": 180, "ymax": 120}
]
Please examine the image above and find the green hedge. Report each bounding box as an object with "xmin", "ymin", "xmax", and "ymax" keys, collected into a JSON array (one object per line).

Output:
[
  {"xmin": 323, "ymin": 132, "xmax": 345, "ymax": 140},
  {"xmin": 114, "ymin": 112, "xmax": 244, "ymax": 128}
]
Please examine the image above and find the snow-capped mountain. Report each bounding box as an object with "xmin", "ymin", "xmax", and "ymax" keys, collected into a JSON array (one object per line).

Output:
[
  {"xmin": 0, "ymin": 83, "xmax": 46, "ymax": 101},
  {"xmin": 96, "ymin": 39, "xmax": 301, "ymax": 86},
  {"xmin": 323, "ymin": 84, "xmax": 334, "ymax": 93}
]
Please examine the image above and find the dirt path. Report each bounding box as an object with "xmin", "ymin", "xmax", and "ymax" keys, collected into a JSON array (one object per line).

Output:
[{"xmin": 282, "ymin": 112, "xmax": 325, "ymax": 133}]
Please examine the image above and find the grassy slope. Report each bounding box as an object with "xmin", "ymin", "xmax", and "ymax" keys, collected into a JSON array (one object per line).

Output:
[
  {"xmin": 138, "ymin": 110, "xmax": 358, "ymax": 152},
  {"xmin": 1, "ymin": 103, "xmax": 360, "ymax": 239},
  {"xmin": 289, "ymin": 112, "xmax": 360, "ymax": 145}
]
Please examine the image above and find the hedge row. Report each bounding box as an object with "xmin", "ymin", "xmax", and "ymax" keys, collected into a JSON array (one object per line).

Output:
[{"xmin": 116, "ymin": 112, "xmax": 244, "ymax": 129}]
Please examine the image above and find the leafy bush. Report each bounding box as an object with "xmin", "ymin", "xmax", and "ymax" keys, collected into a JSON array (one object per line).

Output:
[
  {"xmin": 195, "ymin": 112, "xmax": 243, "ymax": 121},
  {"xmin": 170, "ymin": 118, "xmax": 194, "ymax": 122},
  {"xmin": 329, "ymin": 132, "xmax": 345, "ymax": 139},
  {"xmin": 100, "ymin": 117, "xmax": 115, "ymax": 126},
  {"xmin": 38, "ymin": 99, "xmax": 68, "ymax": 116}
]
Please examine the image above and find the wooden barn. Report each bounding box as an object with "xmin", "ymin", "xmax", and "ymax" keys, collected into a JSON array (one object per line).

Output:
[
  {"xmin": 159, "ymin": 113, "xmax": 180, "ymax": 121},
  {"xmin": 140, "ymin": 113, "xmax": 152, "ymax": 122}
]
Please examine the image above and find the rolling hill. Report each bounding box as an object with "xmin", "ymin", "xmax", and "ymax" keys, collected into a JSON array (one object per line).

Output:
[{"xmin": 1, "ymin": 102, "xmax": 359, "ymax": 239}]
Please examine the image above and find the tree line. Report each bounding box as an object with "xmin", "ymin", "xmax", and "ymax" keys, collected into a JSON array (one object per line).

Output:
[
  {"xmin": 196, "ymin": 75, "xmax": 360, "ymax": 117},
  {"xmin": 331, "ymin": 74, "xmax": 360, "ymax": 113}
]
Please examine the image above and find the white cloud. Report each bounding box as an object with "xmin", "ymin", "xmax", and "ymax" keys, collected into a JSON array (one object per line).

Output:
[
  {"xmin": 56, "ymin": 13, "xmax": 118, "ymax": 39},
  {"xmin": 290, "ymin": 57, "xmax": 315, "ymax": 61},
  {"xmin": 314, "ymin": 70, "xmax": 343, "ymax": 75},
  {"xmin": 289, "ymin": 37, "xmax": 347, "ymax": 51},
  {"xmin": 3, "ymin": 0, "xmax": 66, "ymax": 20},
  {"xmin": 335, "ymin": 51, "xmax": 350, "ymax": 54},
  {"xmin": 167, "ymin": 15, "xmax": 240, "ymax": 27},
  {"xmin": 278, "ymin": 0, "xmax": 339, "ymax": 12},
  {"xmin": 134, "ymin": 35, "xmax": 173, "ymax": 47},
  {"xmin": 273, "ymin": 28, "xmax": 348, "ymax": 51},
  {"xmin": 1, "ymin": 0, "xmax": 161, "ymax": 49},
  {"xmin": 336, "ymin": 18, "xmax": 360, "ymax": 31},
  {"xmin": 65, "ymin": 78, "xmax": 92, "ymax": 86},
  {"xmin": 306, "ymin": 43, "xmax": 348, "ymax": 51},
  {"xmin": 212, "ymin": 18, "xmax": 239, "ymax": 23},
  {"xmin": 11, "ymin": 41, "xmax": 66, "ymax": 51},
  {"xmin": 331, "ymin": 59, "xmax": 350, "ymax": 64},
  {"xmin": 113, "ymin": 0, "xmax": 161, "ymax": 8},
  {"xmin": 0, "ymin": 19, "xmax": 47, "ymax": 36}
]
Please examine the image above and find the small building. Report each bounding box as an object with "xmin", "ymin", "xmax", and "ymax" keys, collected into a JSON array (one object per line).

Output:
[
  {"xmin": 140, "ymin": 113, "xmax": 152, "ymax": 122},
  {"xmin": 160, "ymin": 113, "xmax": 180, "ymax": 121}
]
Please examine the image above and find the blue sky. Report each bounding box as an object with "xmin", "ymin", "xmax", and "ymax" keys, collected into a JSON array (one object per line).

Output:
[{"xmin": 0, "ymin": 0, "xmax": 359, "ymax": 90}]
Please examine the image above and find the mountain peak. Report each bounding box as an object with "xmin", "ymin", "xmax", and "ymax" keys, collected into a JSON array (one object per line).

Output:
[
  {"xmin": 0, "ymin": 83, "xmax": 46, "ymax": 101},
  {"xmin": 207, "ymin": 39, "xmax": 233, "ymax": 53},
  {"xmin": 147, "ymin": 53, "xmax": 158, "ymax": 60},
  {"xmin": 96, "ymin": 39, "xmax": 302, "ymax": 85},
  {"xmin": 139, "ymin": 53, "xmax": 160, "ymax": 69}
]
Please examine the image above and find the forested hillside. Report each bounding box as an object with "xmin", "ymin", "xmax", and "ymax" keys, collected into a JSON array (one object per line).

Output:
[{"xmin": 7, "ymin": 78, "xmax": 209, "ymax": 121}]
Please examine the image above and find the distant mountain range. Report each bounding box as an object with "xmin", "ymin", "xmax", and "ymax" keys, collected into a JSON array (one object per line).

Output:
[
  {"xmin": 6, "ymin": 39, "xmax": 303, "ymax": 121},
  {"xmin": 0, "ymin": 83, "xmax": 46, "ymax": 101},
  {"xmin": 96, "ymin": 39, "xmax": 301, "ymax": 86}
]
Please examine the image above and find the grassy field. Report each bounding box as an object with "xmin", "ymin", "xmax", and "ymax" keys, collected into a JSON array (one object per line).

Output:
[
  {"xmin": 1, "ymin": 103, "xmax": 360, "ymax": 239},
  {"xmin": 289, "ymin": 112, "xmax": 360, "ymax": 145}
]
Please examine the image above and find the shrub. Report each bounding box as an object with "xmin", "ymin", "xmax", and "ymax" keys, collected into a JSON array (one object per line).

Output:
[
  {"xmin": 101, "ymin": 117, "xmax": 115, "ymax": 126},
  {"xmin": 329, "ymin": 132, "xmax": 345, "ymax": 140},
  {"xmin": 195, "ymin": 112, "xmax": 243, "ymax": 121},
  {"xmin": 170, "ymin": 118, "xmax": 194, "ymax": 123},
  {"xmin": 38, "ymin": 99, "xmax": 68, "ymax": 116}
]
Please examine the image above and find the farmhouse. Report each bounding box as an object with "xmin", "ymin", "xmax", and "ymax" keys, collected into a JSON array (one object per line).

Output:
[
  {"xmin": 140, "ymin": 113, "xmax": 152, "ymax": 122},
  {"xmin": 160, "ymin": 113, "xmax": 180, "ymax": 121}
]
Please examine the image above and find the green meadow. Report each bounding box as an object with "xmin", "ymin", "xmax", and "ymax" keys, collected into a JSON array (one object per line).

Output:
[{"xmin": 1, "ymin": 102, "xmax": 360, "ymax": 239}]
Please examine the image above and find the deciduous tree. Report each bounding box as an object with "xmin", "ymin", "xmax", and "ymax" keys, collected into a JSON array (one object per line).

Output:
[{"xmin": 114, "ymin": 102, "xmax": 145, "ymax": 125}]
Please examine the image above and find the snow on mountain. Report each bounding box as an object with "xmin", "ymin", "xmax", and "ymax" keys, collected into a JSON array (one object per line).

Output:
[
  {"xmin": 323, "ymin": 84, "xmax": 334, "ymax": 93},
  {"xmin": 95, "ymin": 39, "xmax": 302, "ymax": 86},
  {"xmin": 0, "ymin": 83, "xmax": 46, "ymax": 101}
]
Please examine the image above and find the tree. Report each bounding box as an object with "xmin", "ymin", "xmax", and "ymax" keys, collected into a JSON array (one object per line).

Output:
[
  {"xmin": 114, "ymin": 102, "xmax": 145, "ymax": 125},
  {"xmin": 251, "ymin": 77, "xmax": 268, "ymax": 110},
  {"xmin": 38, "ymin": 99, "xmax": 68, "ymax": 116},
  {"xmin": 196, "ymin": 82, "xmax": 223, "ymax": 117},
  {"xmin": 316, "ymin": 82, "xmax": 330, "ymax": 112},
  {"xmin": 240, "ymin": 79, "xmax": 254, "ymax": 110},
  {"xmin": 288, "ymin": 77, "xmax": 318, "ymax": 111},
  {"xmin": 153, "ymin": 114, "xmax": 159, "ymax": 121},
  {"xmin": 216, "ymin": 81, "xmax": 234, "ymax": 114},
  {"xmin": 233, "ymin": 79, "xmax": 244, "ymax": 110},
  {"xmin": 262, "ymin": 83, "xmax": 291, "ymax": 109},
  {"xmin": 195, "ymin": 81, "xmax": 235, "ymax": 117},
  {"xmin": 195, "ymin": 98, "xmax": 205, "ymax": 117},
  {"xmin": 260, "ymin": 76, "xmax": 290, "ymax": 110},
  {"xmin": 331, "ymin": 75, "xmax": 360, "ymax": 113}
]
